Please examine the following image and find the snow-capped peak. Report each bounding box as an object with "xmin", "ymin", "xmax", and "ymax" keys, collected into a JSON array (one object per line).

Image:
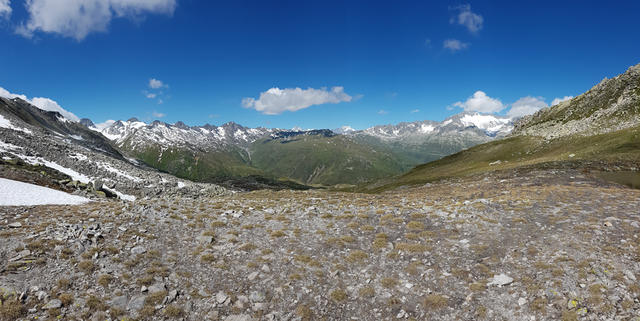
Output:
[
  {"xmin": 98, "ymin": 118, "xmax": 147, "ymax": 143},
  {"xmin": 458, "ymin": 113, "xmax": 513, "ymax": 135},
  {"xmin": 333, "ymin": 125, "xmax": 356, "ymax": 134}
]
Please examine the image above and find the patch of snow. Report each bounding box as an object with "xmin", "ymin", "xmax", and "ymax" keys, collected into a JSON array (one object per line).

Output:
[
  {"xmin": 0, "ymin": 114, "xmax": 32, "ymax": 134},
  {"xmin": 217, "ymin": 127, "xmax": 226, "ymax": 138},
  {"xmin": 460, "ymin": 114, "xmax": 511, "ymax": 134},
  {"xmin": 14, "ymin": 154, "xmax": 91, "ymax": 183},
  {"xmin": 0, "ymin": 178, "xmax": 90, "ymax": 206},
  {"xmin": 69, "ymin": 134, "xmax": 83, "ymax": 140},
  {"xmin": 96, "ymin": 162, "xmax": 142, "ymax": 182},
  {"xmin": 0, "ymin": 140, "xmax": 23, "ymax": 152},
  {"xmin": 441, "ymin": 119, "xmax": 453, "ymax": 126},
  {"xmin": 234, "ymin": 129, "xmax": 248, "ymax": 141},
  {"xmin": 177, "ymin": 182, "xmax": 186, "ymax": 189},
  {"xmin": 69, "ymin": 153, "xmax": 88, "ymax": 161},
  {"xmin": 419, "ymin": 124, "xmax": 434, "ymax": 133}
]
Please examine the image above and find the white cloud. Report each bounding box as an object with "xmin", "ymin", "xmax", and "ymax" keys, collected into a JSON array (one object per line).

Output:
[
  {"xmin": 0, "ymin": 0, "xmax": 11, "ymax": 19},
  {"xmin": 452, "ymin": 91, "xmax": 504, "ymax": 113},
  {"xmin": 149, "ymin": 78, "xmax": 167, "ymax": 89},
  {"xmin": 506, "ymin": 96, "xmax": 548, "ymax": 118},
  {"xmin": 377, "ymin": 109, "xmax": 388, "ymax": 115},
  {"xmin": 443, "ymin": 39, "xmax": 469, "ymax": 52},
  {"xmin": 93, "ymin": 119, "xmax": 116, "ymax": 130},
  {"xmin": 152, "ymin": 111, "xmax": 165, "ymax": 118},
  {"xmin": 242, "ymin": 86, "xmax": 352, "ymax": 115},
  {"xmin": 145, "ymin": 78, "xmax": 168, "ymax": 104},
  {"xmin": 450, "ymin": 4, "xmax": 483, "ymax": 33},
  {"xmin": 410, "ymin": 109, "xmax": 420, "ymax": 113},
  {"xmin": 551, "ymin": 96, "xmax": 573, "ymax": 106},
  {"xmin": 0, "ymin": 86, "xmax": 80, "ymax": 121},
  {"xmin": 16, "ymin": 0, "xmax": 176, "ymax": 41},
  {"xmin": 0, "ymin": 86, "xmax": 27, "ymax": 101}
]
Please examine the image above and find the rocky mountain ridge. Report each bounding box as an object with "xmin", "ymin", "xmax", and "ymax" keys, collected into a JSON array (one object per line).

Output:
[
  {"xmin": 83, "ymin": 111, "xmax": 513, "ymax": 185},
  {"xmin": 0, "ymin": 97, "xmax": 227, "ymax": 201},
  {"xmin": 513, "ymin": 63, "xmax": 640, "ymax": 139}
]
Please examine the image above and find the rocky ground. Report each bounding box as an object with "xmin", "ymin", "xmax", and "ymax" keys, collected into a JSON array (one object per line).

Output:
[{"xmin": 1, "ymin": 168, "xmax": 640, "ymax": 321}]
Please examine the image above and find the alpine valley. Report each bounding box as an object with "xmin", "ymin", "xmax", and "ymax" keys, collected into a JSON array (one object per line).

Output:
[
  {"xmin": 81, "ymin": 110, "xmax": 512, "ymax": 187},
  {"xmin": 2, "ymin": 62, "xmax": 640, "ymax": 321}
]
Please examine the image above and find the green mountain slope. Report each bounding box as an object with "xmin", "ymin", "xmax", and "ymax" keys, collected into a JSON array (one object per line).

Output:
[
  {"xmin": 249, "ymin": 132, "xmax": 411, "ymax": 185},
  {"xmin": 119, "ymin": 130, "xmax": 411, "ymax": 187},
  {"xmin": 366, "ymin": 63, "xmax": 640, "ymax": 192}
]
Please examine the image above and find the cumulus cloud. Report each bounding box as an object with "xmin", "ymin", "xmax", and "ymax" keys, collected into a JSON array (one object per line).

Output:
[
  {"xmin": 452, "ymin": 91, "xmax": 504, "ymax": 113},
  {"xmin": 0, "ymin": 86, "xmax": 80, "ymax": 121},
  {"xmin": 551, "ymin": 96, "xmax": 574, "ymax": 106},
  {"xmin": 0, "ymin": 0, "xmax": 11, "ymax": 19},
  {"xmin": 93, "ymin": 119, "xmax": 116, "ymax": 130},
  {"xmin": 506, "ymin": 96, "xmax": 548, "ymax": 118},
  {"xmin": 410, "ymin": 109, "xmax": 420, "ymax": 113},
  {"xmin": 152, "ymin": 111, "xmax": 165, "ymax": 118},
  {"xmin": 242, "ymin": 86, "xmax": 352, "ymax": 115},
  {"xmin": 16, "ymin": 0, "xmax": 176, "ymax": 41},
  {"xmin": 443, "ymin": 39, "xmax": 469, "ymax": 52},
  {"xmin": 149, "ymin": 78, "xmax": 167, "ymax": 89},
  {"xmin": 144, "ymin": 78, "xmax": 168, "ymax": 103},
  {"xmin": 377, "ymin": 109, "xmax": 388, "ymax": 115},
  {"xmin": 450, "ymin": 4, "xmax": 483, "ymax": 33}
]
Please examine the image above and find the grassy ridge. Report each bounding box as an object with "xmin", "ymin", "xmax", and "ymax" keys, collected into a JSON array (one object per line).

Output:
[
  {"xmin": 249, "ymin": 135, "xmax": 410, "ymax": 185},
  {"xmin": 367, "ymin": 125, "xmax": 640, "ymax": 192},
  {"xmin": 129, "ymin": 145, "xmax": 262, "ymax": 181}
]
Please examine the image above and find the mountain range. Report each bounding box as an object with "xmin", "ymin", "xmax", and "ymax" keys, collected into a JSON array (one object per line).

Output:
[
  {"xmin": 3, "ymin": 62, "xmax": 638, "ymax": 196},
  {"xmin": 82, "ymin": 111, "xmax": 512, "ymax": 186}
]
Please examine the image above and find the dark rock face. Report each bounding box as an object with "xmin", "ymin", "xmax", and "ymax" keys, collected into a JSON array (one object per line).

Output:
[{"xmin": 79, "ymin": 118, "xmax": 95, "ymax": 128}]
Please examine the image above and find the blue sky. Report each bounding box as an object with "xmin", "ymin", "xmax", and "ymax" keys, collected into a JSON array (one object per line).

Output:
[{"xmin": 1, "ymin": 0, "xmax": 639, "ymax": 130}]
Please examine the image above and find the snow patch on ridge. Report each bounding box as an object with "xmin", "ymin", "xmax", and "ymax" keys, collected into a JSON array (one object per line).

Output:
[
  {"xmin": 0, "ymin": 114, "xmax": 32, "ymax": 135},
  {"xmin": 0, "ymin": 178, "xmax": 90, "ymax": 206},
  {"xmin": 460, "ymin": 113, "xmax": 512, "ymax": 134}
]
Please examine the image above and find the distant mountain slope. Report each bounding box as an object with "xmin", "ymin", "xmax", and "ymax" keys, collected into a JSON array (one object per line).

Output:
[
  {"xmin": 349, "ymin": 112, "xmax": 512, "ymax": 165},
  {"xmin": 92, "ymin": 112, "xmax": 512, "ymax": 186},
  {"xmin": 368, "ymin": 63, "xmax": 640, "ymax": 191},
  {"xmin": 249, "ymin": 131, "xmax": 409, "ymax": 185}
]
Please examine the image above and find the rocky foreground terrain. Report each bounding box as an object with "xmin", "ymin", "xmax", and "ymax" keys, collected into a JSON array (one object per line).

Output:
[{"xmin": 1, "ymin": 168, "xmax": 639, "ymax": 321}]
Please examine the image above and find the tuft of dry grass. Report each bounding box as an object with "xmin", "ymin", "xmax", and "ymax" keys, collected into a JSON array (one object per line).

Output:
[
  {"xmin": 345, "ymin": 250, "xmax": 368, "ymax": 264},
  {"xmin": 380, "ymin": 277, "xmax": 398, "ymax": 289},
  {"xmin": 330, "ymin": 289, "xmax": 348, "ymax": 303},
  {"xmin": 358, "ymin": 286, "xmax": 375, "ymax": 298},
  {"xmin": 0, "ymin": 300, "xmax": 26, "ymax": 320},
  {"xmin": 423, "ymin": 294, "xmax": 448, "ymax": 310},
  {"xmin": 78, "ymin": 260, "xmax": 95, "ymax": 273},
  {"xmin": 163, "ymin": 304, "xmax": 185, "ymax": 318},
  {"xmin": 97, "ymin": 274, "xmax": 113, "ymax": 288},
  {"xmin": 295, "ymin": 304, "xmax": 314, "ymax": 321},
  {"xmin": 58, "ymin": 293, "xmax": 74, "ymax": 306}
]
